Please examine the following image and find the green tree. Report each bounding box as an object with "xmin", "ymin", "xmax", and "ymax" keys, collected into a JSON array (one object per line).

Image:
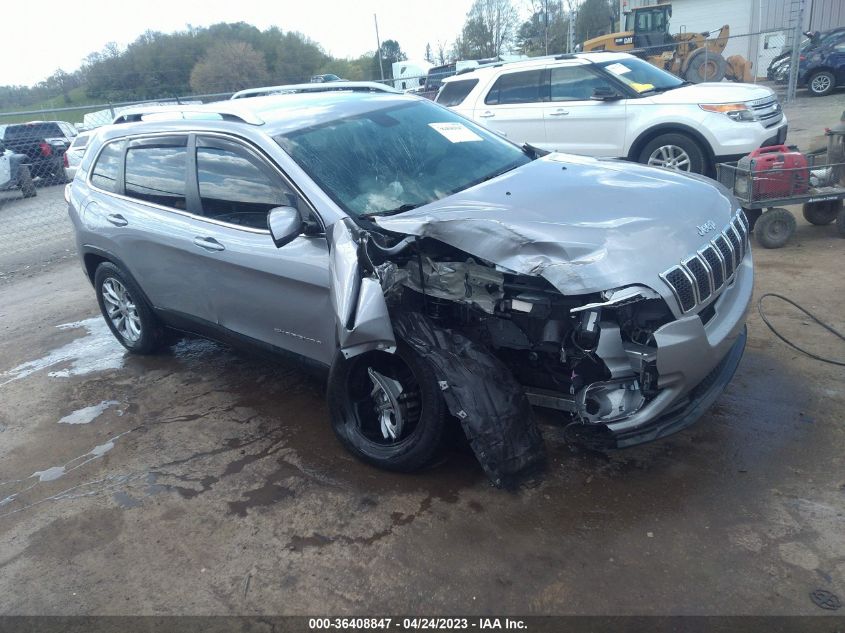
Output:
[
  {"xmin": 189, "ymin": 41, "xmax": 270, "ymax": 94},
  {"xmin": 458, "ymin": 0, "xmax": 519, "ymax": 59},
  {"xmin": 576, "ymin": 0, "xmax": 615, "ymax": 45},
  {"xmin": 373, "ymin": 39, "xmax": 407, "ymax": 79},
  {"xmin": 273, "ymin": 32, "xmax": 329, "ymax": 83},
  {"xmin": 517, "ymin": 0, "xmax": 570, "ymax": 56}
]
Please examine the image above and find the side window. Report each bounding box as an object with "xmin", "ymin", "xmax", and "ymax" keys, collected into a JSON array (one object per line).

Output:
[
  {"xmin": 436, "ymin": 79, "xmax": 479, "ymax": 107},
  {"xmin": 196, "ymin": 137, "xmax": 293, "ymax": 230},
  {"xmin": 550, "ymin": 66, "xmax": 614, "ymax": 101},
  {"xmin": 124, "ymin": 139, "xmax": 188, "ymax": 209},
  {"xmin": 90, "ymin": 140, "xmax": 126, "ymax": 192},
  {"xmin": 485, "ymin": 70, "xmax": 544, "ymax": 105}
]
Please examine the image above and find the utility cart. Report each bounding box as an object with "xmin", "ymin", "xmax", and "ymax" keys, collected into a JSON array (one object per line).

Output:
[{"xmin": 716, "ymin": 127, "xmax": 845, "ymax": 249}]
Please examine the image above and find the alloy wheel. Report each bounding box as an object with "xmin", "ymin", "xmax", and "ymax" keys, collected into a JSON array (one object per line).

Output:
[
  {"xmin": 647, "ymin": 145, "xmax": 692, "ymax": 171},
  {"xmin": 101, "ymin": 277, "xmax": 142, "ymax": 343},
  {"xmin": 811, "ymin": 74, "xmax": 832, "ymax": 94}
]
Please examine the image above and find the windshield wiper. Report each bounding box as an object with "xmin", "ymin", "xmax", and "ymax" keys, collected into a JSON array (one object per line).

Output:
[
  {"xmin": 640, "ymin": 81, "xmax": 692, "ymax": 95},
  {"xmin": 362, "ymin": 203, "xmax": 419, "ymax": 219},
  {"xmin": 522, "ymin": 142, "xmax": 550, "ymax": 158}
]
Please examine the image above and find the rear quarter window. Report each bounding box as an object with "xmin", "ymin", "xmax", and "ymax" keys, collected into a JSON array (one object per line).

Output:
[
  {"xmin": 436, "ymin": 79, "xmax": 479, "ymax": 107},
  {"xmin": 90, "ymin": 140, "xmax": 126, "ymax": 192}
]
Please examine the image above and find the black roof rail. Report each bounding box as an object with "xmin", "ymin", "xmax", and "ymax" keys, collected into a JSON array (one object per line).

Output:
[{"xmin": 554, "ymin": 54, "xmax": 577, "ymax": 60}]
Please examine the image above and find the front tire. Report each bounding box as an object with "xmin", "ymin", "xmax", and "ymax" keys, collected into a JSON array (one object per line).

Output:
[
  {"xmin": 94, "ymin": 262, "xmax": 164, "ymax": 354},
  {"xmin": 808, "ymin": 70, "xmax": 835, "ymax": 97},
  {"xmin": 638, "ymin": 133, "xmax": 707, "ymax": 174},
  {"xmin": 802, "ymin": 200, "xmax": 841, "ymax": 225},
  {"xmin": 755, "ymin": 208, "xmax": 796, "ymax": 248},
  {"xmin": 328, "ymin": 342, "xmax": 448, "ymax": 472}
]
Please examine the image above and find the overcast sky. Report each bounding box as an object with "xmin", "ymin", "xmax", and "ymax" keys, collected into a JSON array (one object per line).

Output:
[{"xmin": 3, "ymin": 0, "xmax": 479, "ymax": 86}]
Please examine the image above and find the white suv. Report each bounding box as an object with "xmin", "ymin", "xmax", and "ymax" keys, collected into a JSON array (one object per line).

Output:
[{"xmin": 437, "ymin": 52, "xmax": 787, "ymax": 175}]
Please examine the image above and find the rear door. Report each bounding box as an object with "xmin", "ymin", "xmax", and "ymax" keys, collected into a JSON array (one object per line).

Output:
[
  {"xmin": 542, "ymin": 64, "xmax": 627, "ymax": 157},
  {"xmin": 472, "ymin": 68, "xmax": 547, "ymax": 146},
  {"xmin": 87, "ymin": 135, "xmax": 219, "ymax": 323}
]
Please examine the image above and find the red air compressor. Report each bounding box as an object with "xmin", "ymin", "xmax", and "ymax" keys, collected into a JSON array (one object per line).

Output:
[{"xmin": 735, "ymin": 145, "xmax": 809, "ymax": 201}]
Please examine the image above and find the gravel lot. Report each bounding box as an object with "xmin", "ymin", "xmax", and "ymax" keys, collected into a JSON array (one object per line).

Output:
[{"xmin": 0, "ymin": 96, "xmax": 843, "ymax": 617}]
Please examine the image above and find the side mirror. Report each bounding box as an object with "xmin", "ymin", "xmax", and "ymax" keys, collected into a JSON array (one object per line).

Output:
[
  {"xmin": 268, "ymin": 206, "xmax": 303, "ymax": 248},
  {"xmin": 592, "ymin": 86, "xmax": 621, "ymax": 100}
]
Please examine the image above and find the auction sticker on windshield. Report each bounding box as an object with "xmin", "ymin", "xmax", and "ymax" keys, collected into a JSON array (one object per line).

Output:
[
  {"xmin": 429, "ymin": 122, "xmax": 483, "ymax": 143},
  {"xmin": 605, "ymin": 62, "xmax": 632, "ymax": 75}
]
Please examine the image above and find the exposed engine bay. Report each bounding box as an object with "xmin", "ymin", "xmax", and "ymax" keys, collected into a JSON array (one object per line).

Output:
[{"xmin": 330, "ymin": 218, "xmax": 679, "ymax": 486}]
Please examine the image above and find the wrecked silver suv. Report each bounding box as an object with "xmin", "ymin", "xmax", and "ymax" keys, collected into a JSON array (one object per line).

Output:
[{"xmin": 68, "ymin": 92, "xmax": 752, "ymax": 487}]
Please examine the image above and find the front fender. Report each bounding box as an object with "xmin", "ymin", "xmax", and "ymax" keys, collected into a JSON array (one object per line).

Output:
[{"xmin": 328, "ymin": 218, "xmax": 396, "ymax": 358}]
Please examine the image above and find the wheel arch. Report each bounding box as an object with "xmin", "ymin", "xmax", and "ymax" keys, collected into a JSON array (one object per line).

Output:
[
  {"xmin": 627, "ymin": 123, "xmax": 715, "ymax": 169},
  {"xmin": 81, "ymin": 246, "xmax": 156, "ymax": 309}
]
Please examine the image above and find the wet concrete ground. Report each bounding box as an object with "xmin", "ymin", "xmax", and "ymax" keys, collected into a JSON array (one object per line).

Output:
[
  {"xmin": 1, "ymin": 212, "xmax": 843, "ymax": 616},
  {"xmin": 1, "ymin": 98, "xmax": 844, "ymax": 616}
]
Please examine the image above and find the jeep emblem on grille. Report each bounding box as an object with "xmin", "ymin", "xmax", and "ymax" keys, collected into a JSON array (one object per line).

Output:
[{"xmin": 697, "ymin": 220, "xmax": 717, "ymax": 236}]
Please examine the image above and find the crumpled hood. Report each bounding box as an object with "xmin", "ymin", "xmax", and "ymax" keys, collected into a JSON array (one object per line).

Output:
[
  {"xmin": 375, "ymin": 154, "xmax": 737, "ymax": 297},
  {"xmin": 647, "ymin": 82, "xmax": 774, "ymax": 105}
]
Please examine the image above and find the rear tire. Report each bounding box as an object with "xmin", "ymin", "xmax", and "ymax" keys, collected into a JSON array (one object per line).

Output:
[
  {"xmin": 802, "ymin": 200, "xmax": 841, "ymax": 225},
  {"xmin": 638, "ymin": 132, "xmax": 707, "ymax": 174},
  {"xmin": 808, "ymin": 70, "xmax": 835, "ymax": 97},
  {"xmin": 755, "ymin": 208, "xmax": 796, "ymax": 248},
  {"xmin": 837, "ymin": 206, "xmax": 845, "ymax": 238},
  {"xmin": 18, "ymin": 166, "xmax": 36, "ymax": 198},
  {"xmin": 328, "ymin": 342, "xmax": 448, "ymax": 472},
  {"xmin": 94, "ymin": 262, "xmax": 164, "ymax": 354},
  {"xmin": 51, "ymin": 166, "xmax": 68, "ymax": 185}
]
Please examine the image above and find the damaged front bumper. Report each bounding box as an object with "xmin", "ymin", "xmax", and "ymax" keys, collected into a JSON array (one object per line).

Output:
[
  {"xmin": 581, "ymin": 252, "xmax": 753, "ymax": 447},
  {"xmin": 611, "ymin": 324, "xmax": 746, "ymax": 448}
]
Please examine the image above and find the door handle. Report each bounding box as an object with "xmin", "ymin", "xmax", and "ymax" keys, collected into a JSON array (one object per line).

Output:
[
  {"xmin": 106, "ymin": 213, "xmax": 128, "ymax": 227},
  {"xmin": 193, "ymin": 236, "xmax": 225, "ymax": 252},
  {"xmin": 549, "ymin": 108, "xmax": 570, "ymax": 116},
  {"xmin": 478, "ymin": 111, "xmax": 496, "ymax": 118}
]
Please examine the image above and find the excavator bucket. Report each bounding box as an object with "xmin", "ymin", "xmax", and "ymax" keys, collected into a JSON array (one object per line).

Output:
[{"xmin": 726, "ymin": 55, "xmax": 754, "ymax": 82}]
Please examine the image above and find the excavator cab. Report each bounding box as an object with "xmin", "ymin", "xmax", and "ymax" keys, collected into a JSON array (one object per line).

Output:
[{"xmin": 625, "ymin": 5, "xmax": 675, "ymax": 51}]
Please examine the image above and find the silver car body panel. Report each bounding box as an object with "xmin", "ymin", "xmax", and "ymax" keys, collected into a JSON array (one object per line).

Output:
[
  {"xmin": 328, "ymin": 218, "xmax": 396, "ymax": 358},
  {"xmin": 375, "ymin": 153, "xmax": 737, "ymax": 318},
  {"xmin": 68, "ymin": 92, "xmax": 752, "ymax": 452}
]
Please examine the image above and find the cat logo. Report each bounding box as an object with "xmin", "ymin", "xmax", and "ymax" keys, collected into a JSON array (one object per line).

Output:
[{"xmin": 614, "ymin": 36, "xmax": 634, "ymax": 46}]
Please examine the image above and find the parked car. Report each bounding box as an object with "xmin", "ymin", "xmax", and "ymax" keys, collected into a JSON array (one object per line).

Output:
[
  {"xmin": 0, "ymin": 144, "xmax": 36, "ymax": 198},
  {"xmin": 1, "ymin": 121, "xmax": 72, "ymax": 184},
  {"xmin": 68, "ymin": 92, "xmax": 752, "ymax": 485},
  {"xmin": 310, "ymin": 74, "xmax": 344, "ymax": 83},
  {"xmin": 767, "ymin": 28, "xmax": 845, "ymax": 91},
  {"xmin": 65, "ymin": 132, "xmax": 93, "ymax": 180},
  {"xmin": 438, "ymin": 52, "xmax": 787, "ymax": 175},
  {"xmin": 797, "ymin": 29, "xmax": 845, "ymax": 96},
  {"xmin": 230, "ymin": 81, "xmax": 398, "ymax": 100}
]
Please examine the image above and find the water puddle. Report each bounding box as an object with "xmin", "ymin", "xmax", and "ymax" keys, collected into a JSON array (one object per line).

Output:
[
  {"xmin": 0, "ymin": 317, "xmax": 125, "ymax": 386},
  {"xmin": 0, "ymin": 430, "xmax": 133, "ymax": 517},
  {"xmin": 58, "ymin": 400, "xmax": 121, "ymax": 425}
]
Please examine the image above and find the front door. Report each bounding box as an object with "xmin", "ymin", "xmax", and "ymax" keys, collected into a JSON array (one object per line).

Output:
[
  {"xmin": 189, "ymin": 135, "xmax": 334, "ymax": 365},
  {"xmin": 542, "ymin": 65, "xmax": 627, "ymax": 157}
]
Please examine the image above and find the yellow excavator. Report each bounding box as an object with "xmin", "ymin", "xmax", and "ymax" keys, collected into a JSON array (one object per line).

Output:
[{"xmin": 581, "ymin": 3, "xmax": 753, "ymax": 83}]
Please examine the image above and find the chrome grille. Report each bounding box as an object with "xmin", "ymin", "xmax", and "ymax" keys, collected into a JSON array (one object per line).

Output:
[
  {"xmin": 748, "ymin": 95, "xmax": 783, "ymax": 128},
  {"xmin": 661, "ymin": 211, "xmax": 749, "ymax": 314}
]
